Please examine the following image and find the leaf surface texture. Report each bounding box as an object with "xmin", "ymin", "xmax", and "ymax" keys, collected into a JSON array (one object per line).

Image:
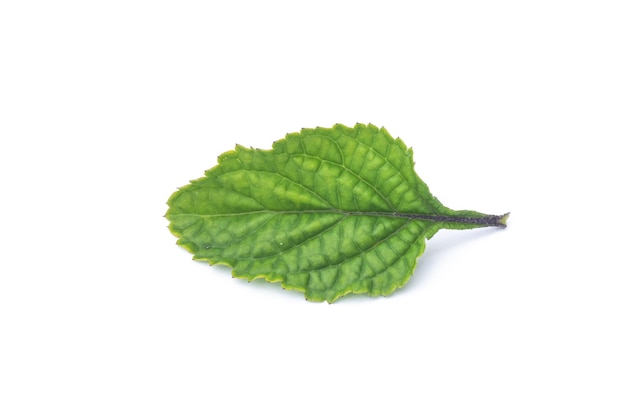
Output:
[{"xmin": 166, "ymin": 123, "xmax": 507, "ymax": 302}]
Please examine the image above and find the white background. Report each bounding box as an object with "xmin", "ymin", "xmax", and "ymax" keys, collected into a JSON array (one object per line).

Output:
[{"xmin": 1, "ymin": 1, "xmax": 625, "ymax": 416}]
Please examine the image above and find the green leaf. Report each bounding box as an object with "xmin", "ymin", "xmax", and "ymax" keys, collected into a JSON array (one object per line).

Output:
[{"xmin": 166, "ymin": 123, "xmax": 508, "ymax": 302}]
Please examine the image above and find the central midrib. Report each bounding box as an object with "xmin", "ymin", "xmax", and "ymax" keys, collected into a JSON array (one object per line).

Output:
[{"xmin": 174, "ymin": 209, "xmax": 507, "ymax": 227}]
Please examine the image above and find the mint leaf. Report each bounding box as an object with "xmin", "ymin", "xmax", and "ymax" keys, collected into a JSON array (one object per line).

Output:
[{"xmin": 166, "ymin": 123, "xmax": 508, "ymax": 302}]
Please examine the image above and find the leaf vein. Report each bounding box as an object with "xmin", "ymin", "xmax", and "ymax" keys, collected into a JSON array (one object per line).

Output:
[{"xmin": 287, "ymin": 152, "xmax": 397, "ymax": 211}]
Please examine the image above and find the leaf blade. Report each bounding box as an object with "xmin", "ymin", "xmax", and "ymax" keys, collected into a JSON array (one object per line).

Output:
[{"xmin": 166, "ymin": 123, "xmax": 507, "ymax": 302}]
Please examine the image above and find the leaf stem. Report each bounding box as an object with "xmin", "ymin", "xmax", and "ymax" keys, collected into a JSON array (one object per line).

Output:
[{"xmin": 390, "ymin": 212, "xmax": 510, "ymax": 227}]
